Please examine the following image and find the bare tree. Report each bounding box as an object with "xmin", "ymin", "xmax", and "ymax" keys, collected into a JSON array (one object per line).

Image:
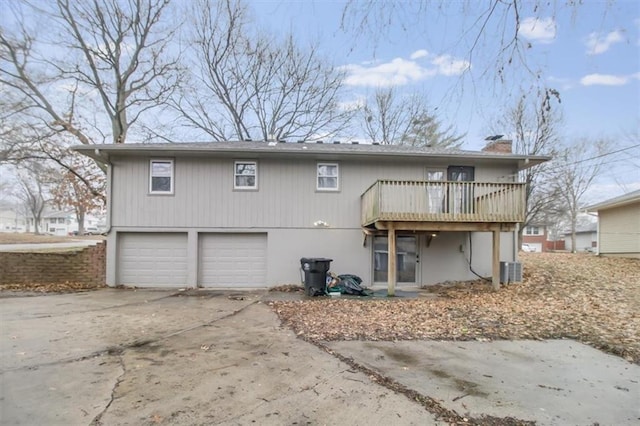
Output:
[
  {"xmin": 362, "ymin": 87, "xmax": 418, "ymax": 144},
  {"xmin": 495, "ymin": 88, "xmax": 562, "ymax": 247},
  {"xmin": 50, "ymin": 157, "xmax": 105, "ymax": 235},
  {"xmin": 1, "ymin": 0, "xmax": 180, "ymax": 148},
  {"xmin": 174, "ymin": 0, "xmax": 350, "ymax": 142},
  {"xmin": 550, "ymin": 140, "xmax": 605, "ymax": 253},
  {"xmin": 362, "ymin": 86, "xmax": 463, "ymax": 147},
  {"xmin": 1, "ymin": 127, "xmax": 106, "ymax": 204},
  {"xmin": 13, "ymin": 162, "xmax": 52, "ymax": 234},
  {"xmin": 340, "ymin": 1, "xmax": 613, "ymax": 85},
  {"xmin": 400, "ymin": 111, "xmax": 464, "ymax": 148}
]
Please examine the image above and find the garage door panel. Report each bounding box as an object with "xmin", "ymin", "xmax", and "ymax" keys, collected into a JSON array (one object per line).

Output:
[
  {"xmin": 200, "ymin": 233, "xmax": 267, "ymax": 288},
  {"xmin": 118, "ymin": 233, "xmax": 187, "ymax": 287},
  {"xmin": 529, "ymin": 243, "xmax": 543, "ymax": 252}
]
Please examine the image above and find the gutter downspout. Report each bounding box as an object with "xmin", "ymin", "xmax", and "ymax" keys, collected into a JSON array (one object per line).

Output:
[
  {"xmin": 95, "ymin": 148, "xmax": 113, "ymax": 234},
  {"xmin": 95, "ymin": 148, "xmax": 115, "ymax": 287},
  {"xmin": 105, "ymin": 162, "xmax": 113, "ymax": 234},
  {"xmin": 514, "ymin": 223, "xmax": 520, "ymax": 261}
]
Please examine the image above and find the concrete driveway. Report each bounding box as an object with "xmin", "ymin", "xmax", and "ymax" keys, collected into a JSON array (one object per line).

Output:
[
  {"xmin": 1, "ymin": 289, "xmax": 440, "ymax": 426},
  {"xmin": 1, "ymin": 290, "xmax": 638, "ymax": 425}
]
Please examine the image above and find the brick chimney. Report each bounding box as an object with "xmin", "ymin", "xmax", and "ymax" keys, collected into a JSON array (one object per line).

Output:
[{"xmin": 482, "ymin": 137, "xmax": 512, "ymax": 153}]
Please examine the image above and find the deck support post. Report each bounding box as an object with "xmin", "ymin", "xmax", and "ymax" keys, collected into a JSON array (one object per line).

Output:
[
  {"xmin": 492, "ymin": 230, "xmax": 501, "ymax": 291},
  {"xmin": 387, "ymin": 225, "xmax": 396, "ymax": 297}
]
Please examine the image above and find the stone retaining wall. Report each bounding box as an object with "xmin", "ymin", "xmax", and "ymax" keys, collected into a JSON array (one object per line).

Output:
[{"xmin": 0, "ymin": 242, "xmax": 106, "ymax": 285}]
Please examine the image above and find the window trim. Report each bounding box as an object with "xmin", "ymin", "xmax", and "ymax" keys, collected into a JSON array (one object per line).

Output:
[
  {"xmin": 316, "ymin": 162, "xmax": 339, "ymax": 191},
  {"xmin": 525, "ymin": 226, "xmax": 541, "ymax": 236},
  {"xmin": 149, "ymin": 159, "xmax": 174, "ymax": 195},
  {"xmin": 233, "ymin": 160, "xmax": 258, "ymax": 190},
  {"xmin": 425, "ymin": 168, "xmax": 446, "ymax": 181}
]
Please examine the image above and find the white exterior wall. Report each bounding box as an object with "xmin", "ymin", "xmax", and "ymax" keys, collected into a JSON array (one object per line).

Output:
[
  {"xmin": 598, "ymin": 203, "xmax": 640, "ymax": 258},
  {"xmin": 0, "ymin": 209, "xmax": 27, "ymax": 233},
  {"xmin": 565, "ymin": 232, "xmax": 597, "ymax": 252}
]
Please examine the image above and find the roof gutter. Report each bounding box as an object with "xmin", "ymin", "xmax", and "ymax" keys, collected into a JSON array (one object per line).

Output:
[{"xmin": 73, "ymin": 145, "xmax": 550, "ymax": 170}]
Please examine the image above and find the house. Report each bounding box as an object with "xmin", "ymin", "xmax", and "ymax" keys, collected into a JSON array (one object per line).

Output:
[
  {"xmin": 586, "ymin": 189, "xmax": 640, "ymax": 258},
  {"xmin": 521, "ymin": 223, "xmax": 548, "ymax": 252},
  {"xmin": 41, "ymin": 210, "xmax": 77, "ymax": 236},
  {"xmin": 73, "ymin": 140, "xmax": 549, "ymax": 292},
  {"xmin": 0, "ymin": 202, "xmax": 27, "ymax": 233},
  {"xmin": 563, "ymin": 223, "xmax": 598, "ymax": 252}
]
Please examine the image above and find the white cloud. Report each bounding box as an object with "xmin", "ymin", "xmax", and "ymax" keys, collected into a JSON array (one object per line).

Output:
[
  {"xmin": 341, "ymin": 53, "xmax": 470, "ymax": 87},
  {"xmin": 337, "ymin": 96, "xmax": 366, "ymax": 111},
  {"xmin": 342, "ymin": 58, "xmax": 435, "ymax": 87},
  {"xmin": 585, "ymin": 30, "xmax": 624, "ymax": 55},
  {"xmin": 580, "ymin": 73, "xmax": 630, "ymax": 86},
  {"xmin": 431, "ymin": 55, "xmax": 471, "ymax": 76},
  {"xmin": 519, "ymin": 17, "xmax": 557, "ymax": 44},
  {"xmin": 547, "ymin": 76, "xmax": 574, "ymax": 91},
  {"xmin": 410, "ymin": 49, "xmax": 429, "ymax": 60}
]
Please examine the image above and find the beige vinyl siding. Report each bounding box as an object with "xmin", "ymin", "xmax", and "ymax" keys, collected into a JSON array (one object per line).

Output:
[
  {"xmin": 598, "ymin": 203, "xmax": 640, "ymax": 256},
  {"xmin": 110, "ymin": 156, "xmax": 517, "ymax": 230}
]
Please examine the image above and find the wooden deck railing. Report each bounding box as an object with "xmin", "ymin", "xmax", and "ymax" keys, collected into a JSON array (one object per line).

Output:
[{"xmin": 361, "ymin": 180, "xmax": 526, "ymax": 226}]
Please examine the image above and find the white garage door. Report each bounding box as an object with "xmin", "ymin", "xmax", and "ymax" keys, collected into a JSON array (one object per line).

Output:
[
  {"xmin": 199, "ymin": 233, "xmax": 267, "ymax": 288},
  {"xmin": 118, "ymin": 233, "xmax": 188, "ymax": 287},
  {"xmin": 528, "ymin": 243, "xmax": 543, "ymax": 252}
]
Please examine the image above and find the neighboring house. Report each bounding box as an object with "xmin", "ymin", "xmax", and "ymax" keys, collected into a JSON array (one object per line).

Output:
[
  {"xmin": 521, "ymin": 224, "xmax": 548, "ymax": 252},
  {"xmin": 586, "ymin": 190, "xmax": 640, "ymax": 258},
  {"xmin": 74, "ymin": 140, "xmax": 548, "ymax": 291},
  {"xmin": 38, "ymin": 210, "xmax": 76, "ymax": 236},
  {"xmin": 0, "ymin": 200, "xmax": 25, "ymax": 232},
  {"xmin": 0, "ymin": 207, "xmax": 27, "ymax": 233},
  {"xmin": 563, "ymin": 223, "xmax": 598, "ymax": 252},
  {"xmin": 25, "ymin": 209, "xmax": 105, "ymax": 235}
]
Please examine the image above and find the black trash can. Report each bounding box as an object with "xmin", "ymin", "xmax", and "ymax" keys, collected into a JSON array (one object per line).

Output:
[{"xmin": 300, "ymin": 257, "xmax": 333, "ymax": 296}]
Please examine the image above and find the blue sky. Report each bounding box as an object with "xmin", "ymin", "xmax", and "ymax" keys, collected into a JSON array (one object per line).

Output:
[
  {"xmin": 249, "ymin": 0, "xmax": 640, "ymax": 202},
  {"xmin": 2, "ymin": 0, "xmax": 638, "ymax": 204}
]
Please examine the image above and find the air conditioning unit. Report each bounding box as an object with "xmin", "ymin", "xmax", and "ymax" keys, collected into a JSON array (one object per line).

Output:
[{"xmin": 500, "ymin": 261, "xmax": 523, "ymax": 284}]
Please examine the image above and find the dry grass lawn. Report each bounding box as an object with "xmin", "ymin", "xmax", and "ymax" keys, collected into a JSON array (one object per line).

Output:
[
  {"xmin": 0, "ymin": 233, "xmax": 104, "ymax": 244},
  {"xmin": 271, "ymin": 252, "xmax": 640, "ymax": 364}
]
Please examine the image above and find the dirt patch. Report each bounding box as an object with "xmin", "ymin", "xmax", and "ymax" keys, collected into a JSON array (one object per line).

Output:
[{"xmin": 271, "ymin": 253, "xmax": 640, "ymax": 364}]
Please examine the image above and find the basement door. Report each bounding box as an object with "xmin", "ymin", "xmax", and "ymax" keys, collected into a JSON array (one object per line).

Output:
[{"xmin": 373, "ymin": 235, "xmax": 419, "ymax": 285}]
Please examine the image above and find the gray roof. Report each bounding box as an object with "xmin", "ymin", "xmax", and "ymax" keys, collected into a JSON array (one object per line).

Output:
[
  {"xmin": 73, "ymin": 140, "xmax": 550, "ymax": 170},
  {"xmin": 42, "ymin": 209, "xmax": 75, "ymax": 219},
  {"xmin": 563, "ymin": 223, "xmax": 598, "ymax": 235},
  {"xmin": 586, "ymin": 189, "xmax": 640, "ymax": 212}
]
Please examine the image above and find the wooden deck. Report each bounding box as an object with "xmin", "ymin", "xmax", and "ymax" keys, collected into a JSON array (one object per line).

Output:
[
  {"xmin": 361, "ymin": 180, "xmax": 526, "ymax": 230},
  {"xmin": 361, "ymin": 180, "xmax": 526, "ymax": 294}
]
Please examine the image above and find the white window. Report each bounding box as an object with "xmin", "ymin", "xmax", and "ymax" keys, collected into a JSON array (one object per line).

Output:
[
  {"xmin": 525, "ymin": 226, "xmax": 540, "ymax": 235},
  {"xmin": 425, "ymin": 168, "xmax": 446, "ymax": 214},
  {"xmin": 150, "ymin": 159, "xmax": 174, "ymax": 194},
  {"xmin": 425, "ymin": 169, "xmax": 445, "ymax": 181},
  {"xmin": 234, "ymin": 161, "xmax": 257, "ymax": 189},
  {"xmin": 317, "ymin": 163, "xmax": 339, "ymax": 191}
]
